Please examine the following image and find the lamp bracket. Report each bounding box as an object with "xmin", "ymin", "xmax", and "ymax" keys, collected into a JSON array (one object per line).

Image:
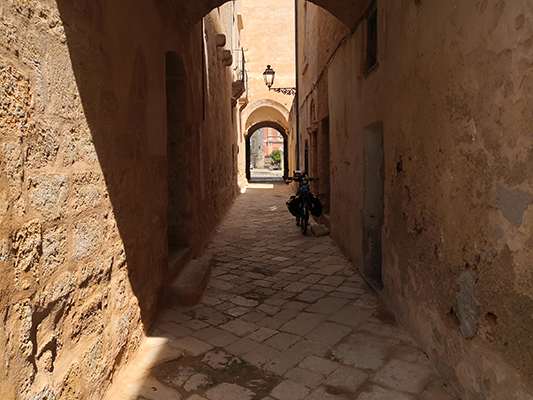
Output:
[{"xmin": 269, "ymin": 87, "xmax": 296, "ymax": 96}]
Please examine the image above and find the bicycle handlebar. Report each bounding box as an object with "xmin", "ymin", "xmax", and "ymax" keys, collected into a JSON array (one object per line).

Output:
[{"xmin": 284, "ymin": 176, "xmax": 319, "ymax": 181}]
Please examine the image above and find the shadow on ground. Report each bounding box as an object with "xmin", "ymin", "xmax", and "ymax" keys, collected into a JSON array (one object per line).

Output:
[{"xmin": 105, "ymin": 184, "xmax": 457, "ymax": 400}]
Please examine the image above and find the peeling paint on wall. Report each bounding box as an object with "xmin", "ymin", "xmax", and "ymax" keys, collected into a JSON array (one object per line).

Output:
[
  {"xmin": 492, "ymin": 183, "xmax": 533, "ymax": 228},
  {"xmin": 455, "ymin": 267, "xmax": 479, "ymax": 339}
]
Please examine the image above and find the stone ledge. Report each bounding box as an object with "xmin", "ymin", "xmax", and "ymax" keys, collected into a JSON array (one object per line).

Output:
[
  {"xmin": 310, "ymin": 221, "xmax": 329, "ymax": 237},
  {"xmin": 168, "ymin": 246, "xmax": 191, "ymax": 278},
  {"xmin": 170, "ymin": 259, "xmax": 212, "ymax": 305}
]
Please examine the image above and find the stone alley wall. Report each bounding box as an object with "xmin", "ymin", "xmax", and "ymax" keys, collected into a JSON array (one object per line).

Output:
[
  {"xmin": 298, "ymin": 0, "xmax": 533, "ymax": 399},
  {"xmin": 0, "ymin": 0, "xmax": 238, "ymax": 398}
]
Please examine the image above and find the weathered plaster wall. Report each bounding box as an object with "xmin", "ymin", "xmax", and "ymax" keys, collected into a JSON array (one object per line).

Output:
[
  {"xmin": 0, "ymin": 0, "xmax": 238, "ymax": 398},
  {"xmin": 236, "ymin": 103, "xmax": 248, "ymax": 189},
  {"xmin": 299, "ymin": 0, "xmax": 533, "ymax": 398},
  {"xmin": 298, "ymin": 0, "xmax": 350, "ymax": 103},
  {"xmin": 209, "ymin": 0, "xmax": 248, "ymax": 190},
  {"xmin": 200, "ymin": 6, "xmax": 241, "ymax": 235},
  {"xmin": 240, "ymin": 0, "xmax": 295, "ymax": 107},
  {"xmin": 296, "ymin": 0, "xmax": 349, "ymax": 212},
  {"xmin": 288, "ymin": 99, "xmax": 298, "ymax": 173}
]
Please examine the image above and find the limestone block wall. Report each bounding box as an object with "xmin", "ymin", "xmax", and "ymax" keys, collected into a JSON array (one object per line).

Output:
[
  {"xmin": 0, "ymin": 0, "xmax": 238, "ymax": 399},
  {"xmin": 299, "ymin": 0, "xmax": 533, "ymax": 398}
]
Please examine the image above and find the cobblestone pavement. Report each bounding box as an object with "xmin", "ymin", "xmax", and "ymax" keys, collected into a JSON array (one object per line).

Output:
[{"xmin": 106, "ymin": 183, "xmax": 457, "ymax": 400}]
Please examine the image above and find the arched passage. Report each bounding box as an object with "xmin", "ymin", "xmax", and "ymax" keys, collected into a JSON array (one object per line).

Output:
[
  {"xmin": 171, "ymin": 0, "xmax": 372, "ymax": 30},
  {"xmin": 243, "ymin": 100, "xmax": 290, "ymax": 182},
  {"xmin": 243, "ymin": 100, "xmax": 290, "ymax": 133},
  {"xmin": 246, "ymin": 122, "xmax": 289, "ymax": 181}
]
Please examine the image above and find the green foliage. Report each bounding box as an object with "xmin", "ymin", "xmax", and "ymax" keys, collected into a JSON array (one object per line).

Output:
[{"xmin": 270, "ymin": 150, "xmax": 281, "ymax": 165}]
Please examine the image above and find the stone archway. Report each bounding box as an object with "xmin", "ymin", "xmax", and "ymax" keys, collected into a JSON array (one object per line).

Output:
[
  {"xmin": 246, "ymin": 121, "xmax": 289, "ymax": 181},
  {"xmin": 169, "ymin": 0, "xmax": 372, "ymax": 30},
  {"xmin": 243, "ymin": 99, "xmax": 290, "ymax": 133},
  {"xmin": 243, "ymin": 100, "xmax": 290, "ymax": 181}
]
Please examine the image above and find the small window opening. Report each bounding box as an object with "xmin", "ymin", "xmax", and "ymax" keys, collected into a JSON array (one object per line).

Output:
[
  {"xmin": 365, "ymin": 8, "xmax": 378, "ymax": 73},
  {"xmin": 304, "ymin": 139, "xmax": 309, "ymax": 175}
]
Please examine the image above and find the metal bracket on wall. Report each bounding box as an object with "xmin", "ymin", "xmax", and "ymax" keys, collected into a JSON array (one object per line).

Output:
[{"xmin": 269, "ymin": 87, "xmax": 296, "ymax": 96}]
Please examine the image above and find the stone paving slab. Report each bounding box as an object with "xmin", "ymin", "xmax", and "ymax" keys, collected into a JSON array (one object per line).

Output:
[{"xmin": 104, "ymin": 183, "xmax": 458, "ymax": 400}]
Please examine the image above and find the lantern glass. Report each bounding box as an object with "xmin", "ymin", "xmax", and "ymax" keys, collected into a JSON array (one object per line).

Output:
[{"xmin": 263, "ymin": 65, "xmax": 275, "ymax": 88}]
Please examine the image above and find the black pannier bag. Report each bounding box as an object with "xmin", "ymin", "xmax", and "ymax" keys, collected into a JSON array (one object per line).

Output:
[
  {"xmin": 286, "ymin": 195, "xmax": 300, "ymax": 216},
  {"xmin": 309, "ymin": 195, "xmax": 323, "ymax": 217}
]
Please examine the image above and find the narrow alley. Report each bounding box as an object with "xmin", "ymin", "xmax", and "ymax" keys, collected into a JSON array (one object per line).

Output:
[
  {"xmin": 106, "ymin": 183, "xmax": 456, "ymax": 400},
  {"xmin": 3, "ymin": 0, "xmax": 533, "ymax": 398}
]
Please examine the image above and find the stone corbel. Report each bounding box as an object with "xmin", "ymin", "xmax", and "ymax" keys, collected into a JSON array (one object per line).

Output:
[
  {"xmin": 216, "ymin": 34, "xmax": 226, "ymax": 47},
  {"xmin": 221, "ymin": 49, "xmax": 233, "ymax": 67},
  {"xmin": 306, "ymin": 122, "xmax": 319, "ymax": 134},
  {"xmin": 238, "ymin": 97, "xmax": 249, "ymax": 111},
  {"xmin": 232, "ymin": 81, "xmax": 245, "ymax": 99}
]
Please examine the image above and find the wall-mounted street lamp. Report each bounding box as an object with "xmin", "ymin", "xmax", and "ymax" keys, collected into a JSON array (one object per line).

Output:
[{"xmin": 263, "ymin": 65, "xmax": 296, "ymax": 96}]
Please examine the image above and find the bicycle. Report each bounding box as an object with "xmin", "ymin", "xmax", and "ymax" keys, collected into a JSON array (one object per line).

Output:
[{"xmin": 284, "ymin": 171, "xmax": 320, "ymax": 235}]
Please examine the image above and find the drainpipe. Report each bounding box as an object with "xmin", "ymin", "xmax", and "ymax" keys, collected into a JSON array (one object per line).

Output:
[
  {"xmin": 231, "ymin": 2, "xmax": 234, "ymax": 55},
  {"xmin": 294, "ymin": 0, "xmax": 300, "ymax": 170}
]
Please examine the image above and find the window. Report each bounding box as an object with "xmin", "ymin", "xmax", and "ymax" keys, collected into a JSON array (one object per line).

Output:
[
  {"xmin": 365, "ymin": 8, "xmax": 378, "ymax": 73},
  {"xmin": 304, "ymin": 139, "xmax": 309, "ymax": 175}
]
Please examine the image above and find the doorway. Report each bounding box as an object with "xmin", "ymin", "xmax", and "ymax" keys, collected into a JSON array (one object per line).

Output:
[
  {"xmin": 363, "ymin": 121, "xmax": 384, "ymax": 290},
  {"xmin": 166, "ymin": 52, "xmax": 190, "ymax": 254},
  {"xmin": 319, "ymin": 117, "xmax": 331, "ymax": 215},
  {"xmin": 304, "ymin": 139, "xmax": 309, "ymax": 175}
]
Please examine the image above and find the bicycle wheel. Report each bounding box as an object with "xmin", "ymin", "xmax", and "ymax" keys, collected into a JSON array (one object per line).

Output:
[
  {"xmin": 296, "ymin": 215, "xmax": 300, "ymax": 226},
  {"xmin": 301, "ymin": 209, "xmax": 308, "ymax": 235}
]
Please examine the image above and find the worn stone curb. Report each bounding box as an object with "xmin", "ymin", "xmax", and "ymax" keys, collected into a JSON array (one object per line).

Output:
[
  {"xmin": 310, "ymin": 220, "xmax": 330, "ymax": 237},
  {"xmin": 170, "ymin": 259, "xmax": 212, "ymax": 305}
]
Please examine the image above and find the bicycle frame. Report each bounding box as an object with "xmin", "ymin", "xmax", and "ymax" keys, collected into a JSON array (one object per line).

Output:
[
  {"xmin": 285, "ymin": 172, "xmax": 318, "ymax": 235},
  {"xmin": 299, "ymin": 192, "xmax": 311, "ymax": 235}
]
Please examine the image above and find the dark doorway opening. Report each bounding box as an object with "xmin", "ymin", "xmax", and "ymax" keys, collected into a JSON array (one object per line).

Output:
[
  {"xmin": 319, "ymin": 117, "xmax": 331, "ymax": 215},
  {"xmin": 245, "ymin": 122, "xmax": 288, "ymax": 182},
  {"xmin": 363, "ymin": 121, "xmax": 384, "ymax": 291},
  {"xmin": 310, "ymin": 130, "xmax": 318, "ymax": 178},
  {"xmin": 304, "ymin": 139, "xmax": 309, "ymax": 175},
  {"xmin": 365, "ymin": 7, "xmax": 378, "ymax": 73},
  {"xmin": 166, "ymin": 52, "xmax": 191, "ymax": 266}
]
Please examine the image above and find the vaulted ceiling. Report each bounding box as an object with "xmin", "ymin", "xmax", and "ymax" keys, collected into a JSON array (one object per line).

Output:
[{"xmin": 170, "ymin": 0, "xmax": 372, "ymax": 28}]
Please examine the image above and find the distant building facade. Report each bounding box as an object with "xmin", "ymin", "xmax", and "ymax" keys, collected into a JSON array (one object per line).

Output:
[{"xmin": 249, "ymin": 128, "xmax": 284, "ymax": 168}]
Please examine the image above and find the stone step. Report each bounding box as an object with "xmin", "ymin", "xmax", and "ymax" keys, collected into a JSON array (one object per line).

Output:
[
  {"xmin": 310, "ymin": 220, "xmax": 330, "ymax": 237},
  {"xmin": 168, "ymin": 246, "xmax": 191, "ymax": 280},
  {"xmin": 321, "ymin": 212, "xmax": 331, "ymax": 229},
  {"xmin": 169, "ymin": 258, "xmax": 211, "ymax": 305}
]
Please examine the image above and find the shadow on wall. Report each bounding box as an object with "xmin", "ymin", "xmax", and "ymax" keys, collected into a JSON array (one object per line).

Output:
[{"xmin": 55, "ymin": 0, "xmax": 183, "ymax": 331}]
